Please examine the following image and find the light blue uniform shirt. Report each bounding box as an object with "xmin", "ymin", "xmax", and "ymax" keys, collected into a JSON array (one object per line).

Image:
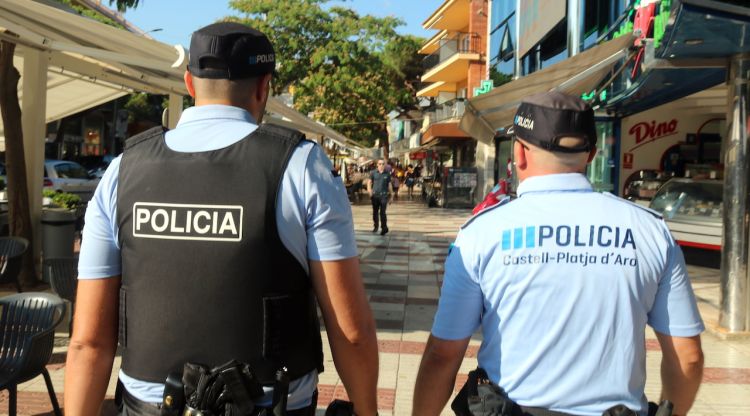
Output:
[
  {"xmin": 433, "ymin": 173, "xmax": 704, "ymax": 416},
  {"xmin": 78, "ymin": 105, "xmax": 357, "ymax": 408}
]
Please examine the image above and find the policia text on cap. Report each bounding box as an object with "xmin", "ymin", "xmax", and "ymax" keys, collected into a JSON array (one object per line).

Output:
[
  {"xmin": 413, "ymin": 92, "xmax": 704, "ymax": 416},
  {"xmin": 63, "ymin": 22, "xmax": 379, "ymax": 416}
]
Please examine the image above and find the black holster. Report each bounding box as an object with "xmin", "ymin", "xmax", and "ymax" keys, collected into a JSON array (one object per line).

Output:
[
  {"xmin": 324, "ymin": 400, "xmax": 355, "ymax": 416},
  {"xmin": 160, "ymin": 360, "xmax": 268, "ymax": 416},
  {"xmin": 451, "ymin": 368, "xmax": 522, "ymax": 416}
]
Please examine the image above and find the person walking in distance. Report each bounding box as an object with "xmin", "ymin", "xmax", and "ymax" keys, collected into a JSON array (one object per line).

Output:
[
  {"xmin": 64, "ymin": 22, "xmax": 378, "ymax": 416},
  {"xmin": 413, "ymin": 92, "xmax": 704, "ymax": 416},
  {"xmin": 368, "ymin": 159, "xmax": 393, "ymax": 235}
]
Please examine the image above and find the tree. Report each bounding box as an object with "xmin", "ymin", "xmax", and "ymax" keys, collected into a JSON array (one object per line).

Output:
[
  {"xmin": 110, "ymin": 0, "xmax": 140, "ymax": 12},
  {"xmin": 227, "ymin": 0, "xmax": 423, "ymax": 147},
  {"xmin": 0, "ymin": 36, "xmax": 36, "ymax": 288}
]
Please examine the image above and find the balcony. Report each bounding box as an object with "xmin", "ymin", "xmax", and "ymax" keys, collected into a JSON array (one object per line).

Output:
[
  {"xmin": 425, "ymin": 98, "xmax": 466, "ymax": 124},
  {"xmin": 422, "ymin": 0, "xmax": 470, "ymax": 32},
  {"xmin": 421, "ymin": 33, "xmax": 482, "ymax": 83}
]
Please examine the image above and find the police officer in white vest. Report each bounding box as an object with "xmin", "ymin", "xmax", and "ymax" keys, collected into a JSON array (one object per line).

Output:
[
  {"xmin": 64, "ymin": 22, "xmax": 378, "ymax": 416},
  {"xmin": 413, "ymin": 92, "xmax": 704, "ymax": 416}
]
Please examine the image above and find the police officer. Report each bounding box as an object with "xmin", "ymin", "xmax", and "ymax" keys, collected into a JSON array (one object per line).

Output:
[
  {"xmin": 367, "ymin": 159, "xmax": 393, "ymax": 235},
  {"xmin": 413, "ymin": 92, "xmax": 704, "ymax": 416},
  {"xmin": 64, "ymin": 22, "xmax": 379, "ymax": 416}
]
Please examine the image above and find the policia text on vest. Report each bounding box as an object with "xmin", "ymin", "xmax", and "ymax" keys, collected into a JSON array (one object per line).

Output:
[{"xmin": 133, "ymin": 202, "xmax": 243, "ymax": 241}]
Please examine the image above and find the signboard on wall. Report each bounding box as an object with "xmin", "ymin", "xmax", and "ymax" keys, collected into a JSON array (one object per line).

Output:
[
  {"xmin": 518, "ymin": 0, "xmax": 566, "ymax": 58},
  {"xmin": 619, "ymin": 102, "xmax": 722, "ymax": 194}
]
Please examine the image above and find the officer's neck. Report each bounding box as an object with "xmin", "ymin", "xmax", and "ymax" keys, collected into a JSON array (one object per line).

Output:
[{"xmin": 194, "ymin": 99, "xmax": 263, "ymax": 123}]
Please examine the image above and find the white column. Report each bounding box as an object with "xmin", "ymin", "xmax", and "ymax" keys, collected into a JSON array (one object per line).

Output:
[
  {"xmin": 21, "ymin": 48, "xmax": 49, "ymax": 270},
  {"xmin": 167, "ymin": 93, "xmax": 183, "ymax": 129}
]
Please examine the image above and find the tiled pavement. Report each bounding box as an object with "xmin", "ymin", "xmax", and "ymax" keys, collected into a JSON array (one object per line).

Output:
[{"xmin": 2, "ymin": 195, "xmax": 749, "ymax": 415}]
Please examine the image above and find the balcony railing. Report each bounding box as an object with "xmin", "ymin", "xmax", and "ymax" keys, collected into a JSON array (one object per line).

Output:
[
  {"xmin": 422, "ymin": 33, "xmax": 481, "ymax": 72},
  {"xmin": 425, "ymin": 98, "xmax": 466, "ymax": 124}
]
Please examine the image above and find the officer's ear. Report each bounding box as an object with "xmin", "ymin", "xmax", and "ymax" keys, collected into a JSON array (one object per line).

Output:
[
  {"xmin": 184, "ymin": 71, "xmax": 197, "ymax": 98},
  {"xmin": 255, "ymin": 73, "xmax": 273, "ymax": 103},
  {"xmin": 513, "ymin": 139, "xmax": 528, "ymax": 171}
]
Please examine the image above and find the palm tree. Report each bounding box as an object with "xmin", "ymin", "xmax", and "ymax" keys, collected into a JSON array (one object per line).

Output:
[{"xmin": 110, "ymin": 0, "xmax": 140, "ymax": 12}]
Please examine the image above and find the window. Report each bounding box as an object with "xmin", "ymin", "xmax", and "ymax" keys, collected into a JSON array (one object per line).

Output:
[
  {"xmin": 490, "ymin": 3, "xmax": 516, "ymax": 75},
  {"xmin": 582, "ymin": 0, "xmax": 631, "ymax": 50},
  {"xmin": 54, "ymin": 163, "xmax": 90, "ymax": 179}
]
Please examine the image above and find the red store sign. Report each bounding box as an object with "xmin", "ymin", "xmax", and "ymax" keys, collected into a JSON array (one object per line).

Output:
[{"xmin": 629, "ymin": 119, "xmax": 679, "ymax": 144}]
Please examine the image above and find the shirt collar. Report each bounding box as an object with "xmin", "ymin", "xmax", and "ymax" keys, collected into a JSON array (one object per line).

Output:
[
  {"xmin": 176, "ymin": 104, "xmax": 257, "ymax": 127},
  {"xmin": 516, "ymin": 173, "xmax": 593, "ymax": 197}
]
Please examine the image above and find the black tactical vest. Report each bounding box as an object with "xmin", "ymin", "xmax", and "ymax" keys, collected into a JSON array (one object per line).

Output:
[{"xmin": 117, "ymin": 124, "xmax": 323, "ymax": 384}]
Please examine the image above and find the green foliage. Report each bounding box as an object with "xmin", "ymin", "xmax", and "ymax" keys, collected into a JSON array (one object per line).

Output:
[
  {"xmin": 124, "ymin": 92, "xmax": 165, "ymax": 124},
  {"xmin": 108, "ymin": 0, "xmax": 141, "ymax": 12},
  {"xmin": 489, "ymin": 67, "xmax": 513, "ymax": 89},
  {"xmin": 226, "ymin": 0, "xmax": 423, "ymax": 146},
  {"xmin": 52, "ymin": 0, "xmax": 141, "ymax": 25},
  {"xmin": 43, "ymin": 190, "xmax": 82, "ymax": 210},
  {"xmin": 54, "ymin": 0, "xmax": 122, "ymax": 27}
]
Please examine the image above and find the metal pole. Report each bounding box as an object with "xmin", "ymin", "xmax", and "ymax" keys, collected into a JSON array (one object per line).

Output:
[
  {"xmin": 514, "ymin": 0, "xmax": 522, "ymax": 78},
  {"xmin": 720, "ymin": 55, "xmax": 750, "ymax": 332},
  {"xmin": 567, "ymin": 0, "xmax": 582, "ymax": 57}
]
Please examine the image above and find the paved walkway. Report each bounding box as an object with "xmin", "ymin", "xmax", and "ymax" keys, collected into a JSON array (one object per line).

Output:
[{"xmin": 2, "ymin": 197, "xmax": 749, "ymax": 415}]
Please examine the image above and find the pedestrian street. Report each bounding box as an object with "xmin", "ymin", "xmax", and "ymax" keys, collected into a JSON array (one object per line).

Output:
[{"xmin": 1, "ymin": 197, "xmax": 749, "ymax": 415}]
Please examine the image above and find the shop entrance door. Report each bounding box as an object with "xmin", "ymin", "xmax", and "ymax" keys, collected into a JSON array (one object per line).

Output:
[{"xmin": 587, "ymin": 118, "xmax": 618, "ymax": 193}]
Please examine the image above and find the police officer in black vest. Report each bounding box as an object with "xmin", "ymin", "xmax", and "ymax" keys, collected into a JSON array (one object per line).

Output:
[{"xmin": 64, "ymin": 22, "xmax": 379, "ymax": 416}]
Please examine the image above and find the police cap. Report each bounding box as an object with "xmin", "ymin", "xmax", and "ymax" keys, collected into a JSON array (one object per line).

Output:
[
  {"xmin": 510, "ymin": 91, "xmax": 597, "ymax": 153},
  {"xmin": 188, "ymin": 22, "xmax": 275, "ymax": 80}
]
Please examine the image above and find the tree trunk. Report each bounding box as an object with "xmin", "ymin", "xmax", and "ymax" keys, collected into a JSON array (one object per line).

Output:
[{"xmin": 0, "ymin": 37, "xmax": 38, "ymax": 288}]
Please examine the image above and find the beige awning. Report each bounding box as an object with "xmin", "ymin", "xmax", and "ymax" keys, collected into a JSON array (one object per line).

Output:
[{"xmin": 460, "ymin": 35, "xmax": 636, "ymax": 144}]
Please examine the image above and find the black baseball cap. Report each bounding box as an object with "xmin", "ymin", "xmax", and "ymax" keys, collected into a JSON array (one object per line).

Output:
[
  {"xmin": 188, "ymin": 22, "xmax": 275, "ymax": 80},
  {"xmin": 510, "ymin": 91, "xmax": 597, "ymax": 153}
]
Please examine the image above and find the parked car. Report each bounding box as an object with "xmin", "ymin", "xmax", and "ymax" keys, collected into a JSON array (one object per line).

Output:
[
  {"xmin": 44, "ymin": 160, "xmax": 100, "ymax": 202},
  {"xmin": 76, "ymin": 154, "xmax": 115, "ymax": 179}
]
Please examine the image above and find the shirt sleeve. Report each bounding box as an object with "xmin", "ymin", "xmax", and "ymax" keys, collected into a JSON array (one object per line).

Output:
[
  {"xmin": 78, "ymin": 156, "xmax": 122, "ymax": 279},
  {"xmin": 303, "ymin": 144, "xmax": 358, "ymax": 261},
  {"xmin": 647, "ymin": 233, "xmax": 705, "ymax": 337},
  {"xmin": 431, "ymin": 230, "xmax": 483, "ymax": 340}
]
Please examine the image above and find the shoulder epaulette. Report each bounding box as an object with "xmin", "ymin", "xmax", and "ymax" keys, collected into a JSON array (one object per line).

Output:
[
  {"xmin": 461, "ymin": 196, "xmax": 511, "ymax": 229},
  {"xmin": 602, "ymin": 192, "xmax": 663, "ymax": 219}
]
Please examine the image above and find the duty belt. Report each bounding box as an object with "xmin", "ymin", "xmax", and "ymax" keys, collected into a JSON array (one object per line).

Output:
[{"xmin": 452, "ymin": 368, "xmax": 674, "ymax": 416}]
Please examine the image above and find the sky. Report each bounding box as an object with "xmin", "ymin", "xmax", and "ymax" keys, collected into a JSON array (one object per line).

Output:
[{"xmin": 123, "ymin": 0, "xmax": 445, "ymax": 48}]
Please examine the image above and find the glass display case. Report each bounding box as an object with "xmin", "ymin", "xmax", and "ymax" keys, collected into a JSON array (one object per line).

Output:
[
  {"xmin": 623, "ymin": 170, "xmax": 670, "ymax": 206},
  {"xmin": 648, "ymin": 178, "xmax": 723, "ymax": 250}
]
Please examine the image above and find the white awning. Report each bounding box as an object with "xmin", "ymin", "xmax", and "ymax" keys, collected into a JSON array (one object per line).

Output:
[
  {"xmin": 0, "ymin": 54, "xmax": 129, "ymax": 147},
  {"xmin": 460, "ymin": 35, "xmax": 636, "ymax": 144},
  {"xmin": 0, "ymin": 0, "xmax": 355, "ymax": 150}
]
